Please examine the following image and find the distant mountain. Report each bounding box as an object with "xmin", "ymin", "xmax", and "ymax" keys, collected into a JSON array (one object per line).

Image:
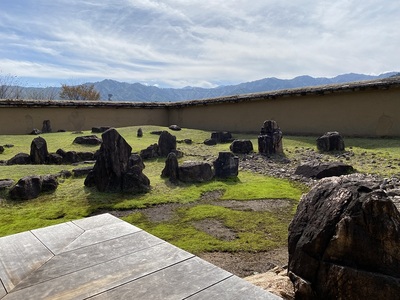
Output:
[{"xmin": 22, "ymin": 72, "xmax": 399, "ymax": 102}]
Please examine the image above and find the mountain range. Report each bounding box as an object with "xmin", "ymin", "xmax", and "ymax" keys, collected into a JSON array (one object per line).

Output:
[{"xmin": 23, "ymin": 72, "xmax": 399, "ymax": 102}]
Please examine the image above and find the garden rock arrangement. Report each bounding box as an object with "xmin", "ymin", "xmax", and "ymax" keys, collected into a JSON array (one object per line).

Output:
[
  {"xmin": 85, "ymin": 128, "xmax": 150, "ymax": 193},
  {"xmin": 288, "ymin": 173, "xmax": 400, "ymax": 299},
  {"xmin": 258, "ymin": 120, "xmax": 283, "ymax": 156},
  {"xmin": 317, "ymin": 131, "xmax": 345, "ymax": 152},
  {"xmin": 162, "ymin": 151, "xmax": 239, "ymax": 183},
  {"xmin": 294, "ymin": 160, "xmax": 353, "ymax": 179},
  {"xmin": 9, "ymin": 175, "xmax": 58, "ymax": 200},
  {"xmin": 6, "ymin": 136, "xmax": 96, "ymax": 166}
]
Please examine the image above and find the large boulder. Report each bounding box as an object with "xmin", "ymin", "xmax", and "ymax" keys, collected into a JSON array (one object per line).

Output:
[
  {"xmin": 91, "ymin": 126, "xmax": 111, "ymax": 133},
  {"xmin": 258, "ymin": 120, "xmax": 283, "ymax": 156},
  {"xmin": 0, "ymin": 145, "xmax": 4, "ymax": 154},
  {"xmin": 85, "ymin": 128, "xmax": 150, "ymax": 193},
  {"xmin": 7, "ymin": 153, "xmax": 31, "ymax": 165},
  {"xmin": 213, "ymin": 152, "xmax": 239, "ymax": 178},
  {"xmin": 73, "ymin": 135, "xmax": 102, "ymax": 145},
  {"xmin": 158, "ymin": 131, "xmax": 177, "ymax": 157},
  {"xmin": 30, "ymin": 136, "xmax": 49, "ymax": 164},
  {"xmin": 294, "ymin": 161, "xmax": 353, "ymax": 179},
  {"xmin": 9, "ymin": 175, "xmax": 58, "ymax": 200},
  {"xmin": 288, "ymin": 174, "xmax": 400, "ymax": 299},
  {"xmin": 178, "ymin": 161, "xmax": 214, "ymax": 182},
  {"xmin": 161, "ymin": 152, "xmax": 179, "ymax": 182},
  {"xmin": 230, "ymin": 140, "xmax": 253, "ymax": 154},
  {"xmin": 140, "ymin": 144, "xmax": 159, "ymax": 160},
  {"xmin": 211, "ymin": 131, "xmax": 233, "ymax": 143},
  {"xmin": 317, "ymin": 131, "xmax": 345, "ymax": 152}
]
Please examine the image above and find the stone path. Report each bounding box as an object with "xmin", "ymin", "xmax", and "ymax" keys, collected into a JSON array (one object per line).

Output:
[{"xmin": 0, "ymin": 214, "xmax": 281, "ymax": 299}]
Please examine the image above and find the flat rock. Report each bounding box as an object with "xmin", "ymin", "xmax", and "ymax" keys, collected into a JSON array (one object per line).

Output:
[{"xmin": 294, "ymin": 160, "xmax": 353, "ymax": 179}]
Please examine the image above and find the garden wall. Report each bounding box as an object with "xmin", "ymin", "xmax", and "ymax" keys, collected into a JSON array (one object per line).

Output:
[{"xmin": 1, "ymin": 77, "xmax": 399, "ymax": 136}]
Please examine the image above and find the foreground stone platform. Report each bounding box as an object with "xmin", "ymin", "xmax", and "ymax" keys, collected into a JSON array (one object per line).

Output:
[{"xmin": 0, "ymin": 213, "xmax": 280, "ymax": 299}]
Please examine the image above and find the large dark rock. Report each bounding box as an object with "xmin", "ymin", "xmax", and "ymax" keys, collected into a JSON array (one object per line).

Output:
[
  {"xmin": 0, "ymin": 146, "xmax": 4, "ymax": 154},
  {"xmin": 129, "ymin": 154, "xmax": 145, "ymax": 171},
  {"xmin": 91, "ymin": 126, "xmax": 111, "ymax": 133},
  {"xmin": 140, "ymin": 144, "xmax": 159, "ymax": 160},
  {"xmin": 9, "ymin": 176, "xmax": 42, "ymax": 200},
  {"xmin": 169, "ymin": 124, "xmax": 181, "ymax": 131},
  {"xmin": 42, "ymin": 120, "xmax": 52, "ymax": 133},
  {"xmin": 7, "ymin": 153, "xmax": 31, "ymax": 165},
  {"xmin": 30, "ymin": 136, "xmax": 49, "ymax": 164},
  {"xmin": 288, "ymin": 174, "xmax": 400, "ymax": 299},
  {"xmin": 294, "ymin": 161, "xmax": 353, "ymax": 179},
  {"xmin": 73, "ymin": 135, "xmax": 102, "ymax": 145},
  {"xmin": 178, "ymin": 161, "xmax": 214, "ymax": 182},
  {"xmin": 213, "ymin": 152, "xmax": 239, "ymax": 178},
  {"xmin": 158, "ymin": 131, "xmax": 177, "ymax": 157},
  {"xmin": 9, "ymin": 175, "xmax": 58, "ymax": 200},
  {"xmin": 41, "ymin": 175, "xmax": 59, "ymax": 192},
  {"xmin": 73, "ymin": 166, "xmax": 94, "ymax": 177},
  {"xmin": 204, "ymin": 138, "xmax": 217, "ymax": 146},
  {"xmin": 85, "ymin": 128, "xmax": 150, "ymax": 193},
  {"xmin": 30, "ymin": 128, "xmax": 42, "ymax": 135},
  {"xmin": 258, "ymin": 120, "xmax": 283, "ymax": 156},
  {"xmin": 161, "ymin": 152, "xmax": 179, "ymax": 182},
  {"xmin": 47, "ymin": 153, "xmax": 63, "ymax": 165},
  {"xmin": 317, "ymin": 131, "xmax": 345, "ymax": 152},
  {"xmin": 230, "ymin": 140, "xmax": 253, "ymax": 154},
  {"xmin": 211, "ymin": 131, "xmax": 233, "ymax": 143},
  {"xmin": 122, "ymin": 166, "xmax": 151, "ymax": 193}
]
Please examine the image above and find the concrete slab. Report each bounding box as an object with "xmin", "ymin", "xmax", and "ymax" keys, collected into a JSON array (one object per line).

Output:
[
  {"xmin": 31, "ymin": 221, "xmax": 84, "ymax": 254},
  {"xmin": 0, "ymin": 213, "xmax": 282, "ymax": 299},
  {"xmin": 186, "ymin": 275, "xmax": 282, "ymax": 300},
  {"xmin": 14, "ymin": 231, "xmax": 164, "ymax": 290},
  {"xmin": 0, "ymin": 231, "xmax": 53, "ymax": 292}
]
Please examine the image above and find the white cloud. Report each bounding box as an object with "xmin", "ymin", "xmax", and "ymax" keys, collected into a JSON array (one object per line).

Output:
[{"xmin": 0, "ymin": 0, "xmax": 399, "ymax": 87}]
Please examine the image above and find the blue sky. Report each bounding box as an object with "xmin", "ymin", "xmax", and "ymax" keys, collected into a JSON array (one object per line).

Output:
[{"xmin": 1, "ymin": 0, "xmax": 399, "ymax": 88}]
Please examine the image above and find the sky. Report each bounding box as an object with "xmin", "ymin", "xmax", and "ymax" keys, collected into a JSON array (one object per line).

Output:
[{"xmin": 0, "ymin": 0, "xmax": 399, "ymax": 88}]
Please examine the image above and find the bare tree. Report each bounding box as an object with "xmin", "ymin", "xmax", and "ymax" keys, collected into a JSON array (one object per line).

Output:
[
  {"xmin": 0, "ymin": 72, "xmax": 23, "ymax": 99},
  {"xmin": 59, "ymin": 84, "xmax": 100, "ymax": 101},
  {"xmin": 25, "ymin": 87, "xmax": 58, "ymax": 100}
]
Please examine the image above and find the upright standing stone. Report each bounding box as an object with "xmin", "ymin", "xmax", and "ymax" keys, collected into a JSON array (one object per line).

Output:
[
  {"xmin": 42, "ymin": 120, "xmax": 52, "ymax": 133},
  {"xmin": 158, "ymin": 131, "xmax": 177, "ymax": 157},
  {"xmin": 213, "ymin": 152, "xmax": 239, "ymax": 178},
  {"xmin": 30, "ymin": 137, "xmax": 49, "ymax": 164},
  {"xmin": 161, "ymin": 152, "xmax": 179, "ymax": 182},
  {"xmin": 137, "ymin": 128, "xmax": 143, "ymax": 137},
  {"xmin": 258, "ymin": 120, "xmax": 283, "ymax": 156},
  {"xmin": 85, "ymin": 128, "xmax": 150, "ymax": 193},
  {"xmin": 316, "ymin": 131, "xmax": 345, "ymax": 152}
]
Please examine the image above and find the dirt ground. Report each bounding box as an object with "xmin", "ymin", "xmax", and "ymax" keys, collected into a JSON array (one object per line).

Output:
[{"xmin": 109, "ymin": 196, "xmax": 292, "ymax": 278}]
